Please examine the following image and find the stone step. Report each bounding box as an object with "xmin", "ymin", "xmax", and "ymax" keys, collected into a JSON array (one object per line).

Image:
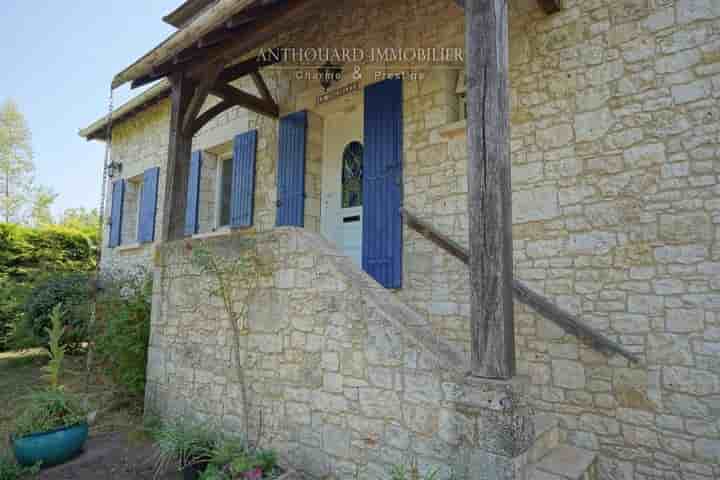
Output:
[
  {"xmin": 529, "ymin": 445, "xmax": 597, "ymax": 480},
  {"xmin": 526, "ymin": 414, "xmax": 561, "ymax": 464}
]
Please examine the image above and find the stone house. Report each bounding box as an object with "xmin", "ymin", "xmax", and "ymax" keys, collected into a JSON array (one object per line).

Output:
[{"xmin": 80, "ymin": 0, "xmax": 720, "ymax": 479}]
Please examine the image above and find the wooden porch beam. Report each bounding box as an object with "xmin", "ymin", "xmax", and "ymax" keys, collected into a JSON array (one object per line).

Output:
[
  {"xmin": 465, "ymin": 0, "xmax": 515, "ymax": 379},
  {"xmin": 131, "ymin": 48, "xmax": 281, "ymax": 90},
  {"xmin": 251, "ymin": 71, "xmax": 274, "ymax": 104},
  {"xmin": 182, "ymin": 62, "xmax": 225, "ymax": 136},
  {"xmin": 210, "ymin": 83, "xmax": 279, "ymax": 119},
  {"xmin": 191, "ymin": 100, "xmax": 235, "ymax": 135}
]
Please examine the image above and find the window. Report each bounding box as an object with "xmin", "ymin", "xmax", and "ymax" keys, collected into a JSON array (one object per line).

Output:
[
  {"xmin": 215, "ymin": 156, "xmax": 234, "ymax": 229},
  {"xmin": 121, "ymin": 176, "xmax": 143, "ymax": 244},
  {"xmin": 456, "ymin": 72, "xmax": 467, "ymax": 121},
  {"xmin": 341, "ymin": 141, "xmax": 363, "ymax": 208}
]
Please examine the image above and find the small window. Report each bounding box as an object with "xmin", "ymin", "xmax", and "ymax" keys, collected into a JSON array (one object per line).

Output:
[
  {"xmin": 121, "ymin": 176, "xmax": 143, "ymax": 245},
  {"xmin": 456, "ymin": 73, "xmax": 467, "ymax": 121},
  {"xmin": 135, "ymin": 181, "xmax": 144, "ymax": 235},
  {"xmin": 342, "ymin": 141, "xmax": 363, "ymax": 209},
  {"xmin": 218, "ymin": 157, "xmax": 234, "ymax": 228}
]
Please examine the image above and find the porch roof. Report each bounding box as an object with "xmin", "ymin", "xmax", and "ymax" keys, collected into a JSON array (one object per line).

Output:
[
  {"xmin": 163, "ymin": 0, "xmax": 218, "ymax": 28},
  {"xmin": 111, "ymin": 0, "xmax": 282, "ymax": 89}
]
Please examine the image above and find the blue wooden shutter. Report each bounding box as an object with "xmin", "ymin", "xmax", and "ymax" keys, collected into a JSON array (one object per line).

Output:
[
  {"xmin": 108, "ymin": 179, "xmax": 125, "ymax": 248},
  {"xmin": 276, "ymin": 111, "xmax": 307, "ymax": 227},
  {"xmin": 138, "ymin": 167, "xmax": 160, "ymax": 243},
  {"xmin": 184, "ymin": 151, "xmax": 202, "ymax": 236},
  {"xmin": 230, "ymin": 130, "xmax": 258, "ymax": 228},
  {"xmin": 363, "ymin": 78, "xmax": 403, "ymax": 288}
]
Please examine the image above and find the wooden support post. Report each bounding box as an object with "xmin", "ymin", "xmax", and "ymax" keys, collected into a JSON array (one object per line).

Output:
[
  {"xmin": 465, "ymin": 0, "xmax": 515, "ymax": 379},
  {"xmin": 160, "ymin": 72, "xmax": 195, "ymax": 242}
]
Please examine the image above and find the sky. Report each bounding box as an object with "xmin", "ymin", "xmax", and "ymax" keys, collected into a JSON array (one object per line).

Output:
[{"xmin": 0, "ymin": 1, "xmax": 180, "ymax": 217}]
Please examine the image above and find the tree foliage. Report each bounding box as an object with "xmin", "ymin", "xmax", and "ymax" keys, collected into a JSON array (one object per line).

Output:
[
  {"xmin": 59, "ymin": 207, "xmax": 101, "ymax": 246},
  {"xmin": 0, "ymin": 100, "xmax": 34, "ymax": 224},
  {"xmin": 0, "ymin": 99, "xmax": 57, "ymax": 226}
]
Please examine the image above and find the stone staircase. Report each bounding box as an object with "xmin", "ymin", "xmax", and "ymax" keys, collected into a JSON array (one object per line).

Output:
[{"xmin": 526, "ymin": 415, "xmax": 598, "ymax": 480}]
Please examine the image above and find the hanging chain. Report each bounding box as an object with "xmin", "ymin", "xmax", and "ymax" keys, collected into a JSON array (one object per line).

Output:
[{"xmin": 85, "ymin": 86, "xmax": 115, "ymax": 396}]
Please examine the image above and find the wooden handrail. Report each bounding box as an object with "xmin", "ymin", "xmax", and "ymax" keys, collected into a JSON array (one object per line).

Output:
[{"xmin": 400, "ymin": 208, "xmax": 639, "ymax": 364}]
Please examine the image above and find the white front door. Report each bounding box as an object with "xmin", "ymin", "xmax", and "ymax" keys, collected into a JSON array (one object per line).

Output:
[{"xmin": 321, "ymin": 104, "xmax": 364, "ymax": 266}]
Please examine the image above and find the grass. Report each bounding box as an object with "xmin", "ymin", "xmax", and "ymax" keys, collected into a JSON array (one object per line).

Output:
[{"xmin": 0, "ymin": 349, "xmax": 147, "ymax": 455}]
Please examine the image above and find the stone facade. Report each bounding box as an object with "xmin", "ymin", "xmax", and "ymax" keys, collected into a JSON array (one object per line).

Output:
[
  {"xmin": 148, "ymin": 228, "xmax": 538, "ymax": 479},
  {"xmin": 94, "ymin": 0, "xmax": 720, "ymax": 478}
]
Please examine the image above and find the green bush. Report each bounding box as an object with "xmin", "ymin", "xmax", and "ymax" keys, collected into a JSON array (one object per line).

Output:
[
  {"xmin": 0, "ymin": 223, "xmax": 95, "ymax": 352},
  {"xmin": 0, "ymin": 223, "xmax": 95, "ymax": 282},
  {"xmin": 0, "ymin": 280, "xmax": 28, "ymax": 351},
  {"xmin": 94, "ymin": 271, "xmax": 152, "ymax": 399},
  {"xmin": 18, "ymin": 273, "xmax": 91, "ymax": 352}
]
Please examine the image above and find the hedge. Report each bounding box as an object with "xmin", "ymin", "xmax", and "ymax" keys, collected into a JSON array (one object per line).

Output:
[{"xmin": 0, "ymin": 223, "xmax": 96, "ymax": 351}]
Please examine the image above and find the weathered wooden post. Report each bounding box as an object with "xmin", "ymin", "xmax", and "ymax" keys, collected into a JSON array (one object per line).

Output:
[
  {"xmin": 465, "ymin": 0, "xmax": 515, "ymax": 379},
  {"xmin": 160, "ymin": 72, "xmax": 195, "ymax": 242}
]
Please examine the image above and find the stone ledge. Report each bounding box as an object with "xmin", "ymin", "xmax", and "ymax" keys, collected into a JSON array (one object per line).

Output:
[{"xmin": 116, "ymin": 242, "xmax": 150, "ymax": 253}]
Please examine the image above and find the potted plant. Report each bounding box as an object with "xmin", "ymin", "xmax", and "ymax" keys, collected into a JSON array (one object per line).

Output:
[
  {"xmin": 200, "ymin": 440, "xmax": 290, "ymax": 480},
  {"xmin": 152, "ymin": 420, "xmax": 216, "ymax": 480},
  {"xmin": 10, "ymin": 304, "xmax": 89, "ymax": 468}
]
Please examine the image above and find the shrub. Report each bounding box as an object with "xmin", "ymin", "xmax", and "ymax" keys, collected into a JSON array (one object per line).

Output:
[
  {"xmin": 18, "ymin": 273, "xmax": 90, "ymax": 352},
  {"xmin": 151, "ymin": 420, "xmax": 217, "ymax": 474},
  {"xmin": 93, "ymin": 271, "xmax": 152, "ymax": 399},
  {"xmin": 0, "ymin": 223, "xmax": 95, "ymax": 352},
  {"xmin": 0, "ymin": 280, "xmax": 28, "ymax": 351},
  {"xmin": 0, "ymin": 223, "xmax": 95, "ymax": 282}
]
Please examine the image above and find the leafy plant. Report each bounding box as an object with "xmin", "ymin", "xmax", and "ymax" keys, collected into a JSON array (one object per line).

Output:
[
  {"xmin": 93, "ymin": 271, "xmax": 151, "ymax": 399},
  {"xmin": 42, "ymin": 303, "xmax": 66, "ymax": 389},
  {"xmin": 151, "ymin": 420, "xmax": 217, "ymax": 475},
  {"xmin": 198, "ymin": 464, "xmax": 226, "ymax": 480},
  {"xmin": 390, "ymin": 460, "xmax": 440, "ymax": 480},
  {"xmin": 18, "ymin": 273, "xmax": 91, "ymax": 352},
  {"xmin": 11, "ymin": 389, "xmax": 87, "ymax": 439},
  {"xmin": 203, "ymin": 439, "xmax": 278, "ymax": 480},
  {"xmin": 0, "ymin": 452, "xmax": 39, "ymax": 480}
]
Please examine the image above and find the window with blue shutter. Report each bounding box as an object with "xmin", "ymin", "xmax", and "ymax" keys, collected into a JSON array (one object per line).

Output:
[
  {"xmin": 276, "ymin": 111, "xmax": 307, "ymax": 227},
  {"xmin": 138, "ymin": 167, "xmax": 160, "ymax": 243},
  {"xmin": 230, "ymin": 130, "xmax": 258, "ymax": 228},
  {"xmin": 362, "ymin": 78, "xmax": 403, "ymax": 289},
  {"xmin": 108, "ymin": 179, "xmax": 125, "ymax": 248},
  {"xmin": 184, "ymin": 151, "xmax": 202, "ymax": 236}
]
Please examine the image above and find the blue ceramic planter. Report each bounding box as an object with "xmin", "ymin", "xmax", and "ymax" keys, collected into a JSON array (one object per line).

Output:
[{"xmin": 12, "ymin": 423, "xmax": 89, "ymax": 468}]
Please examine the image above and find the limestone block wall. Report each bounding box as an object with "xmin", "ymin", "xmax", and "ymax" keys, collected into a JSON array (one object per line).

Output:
[
  {"xmin": 146, "ymin": 228, "xmax": 536, "ymax": 480},
  {"xmin": 400, "ymin": 1, "xmax": 720, "ymax": 479}
]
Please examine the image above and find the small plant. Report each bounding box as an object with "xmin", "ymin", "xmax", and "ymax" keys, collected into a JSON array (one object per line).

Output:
[
  {"xmin": 0, "ymin": 453, "xmax": 40, "ymax": 480},
  {"xmin": 194, "ymin": 437, "xmax": 280, "ymax": 480},
  {"xmin": 390, "ymin": 460, "xmax": 440, "ymax": 480},
  {"xmin": 11, "ymin": 389, "xmax": 87, "ymax": 439},
  {"xmin": 151, "ymin": 420, "xmax": 217, "ymax": 476},
  {"xmin": 42, "ymin": 303, "xmax": 66, "ymax": 389}
]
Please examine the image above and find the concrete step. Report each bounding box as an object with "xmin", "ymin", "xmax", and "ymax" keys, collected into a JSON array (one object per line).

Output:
[
  {"xmin": 526, "ymin": 414, "xmax": 561, "ymax": 465},
  {"xmin": 529, "ymin": 445, "xmax": 597, "ymax": 480}
]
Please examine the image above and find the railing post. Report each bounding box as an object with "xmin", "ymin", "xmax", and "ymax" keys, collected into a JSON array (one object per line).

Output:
[{"xmin": 465, "ymin": 0, "xmax": 515, "ymax": 378}]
